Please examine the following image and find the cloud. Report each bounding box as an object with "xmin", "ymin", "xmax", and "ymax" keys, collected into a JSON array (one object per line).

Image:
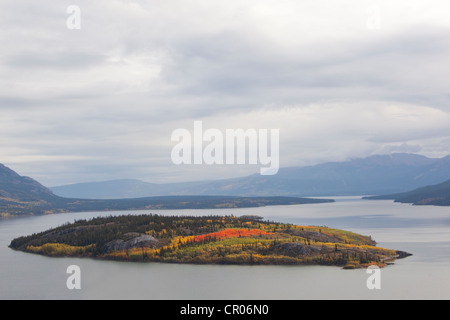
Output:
[{"xmin": 1, "ymin": 0, "xmax": 450, "ymax": 185}]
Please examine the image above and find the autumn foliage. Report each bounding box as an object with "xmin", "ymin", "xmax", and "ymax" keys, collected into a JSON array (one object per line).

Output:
[
  {"xmin": 192, "ymin": 229, "xmax": 272, "ymax": 243},
  {"xmin": 10, "ymin": 214, "xmax": 404, "ymax": 269}
]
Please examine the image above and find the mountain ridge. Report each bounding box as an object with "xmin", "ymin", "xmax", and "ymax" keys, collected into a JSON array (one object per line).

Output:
[
  {"xmin": 0, "ymin": 164, "xmax": 332, "ymax": 217},
  {"xmin": 50, "ymin": 153, "xmax": 450, "ymax": 199},
  {"xmin": 364, "ymin": 179, "xmax": 450, "ymax": 206},
  {"xmin": 0, "ymin": 163, "xmax": 57, "ymax": 201}
]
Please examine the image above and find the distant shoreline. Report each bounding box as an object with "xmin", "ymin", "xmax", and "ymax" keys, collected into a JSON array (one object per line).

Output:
[{"xmin": 1, "ymin": 195, "xmax": 334, "ymax": 219}]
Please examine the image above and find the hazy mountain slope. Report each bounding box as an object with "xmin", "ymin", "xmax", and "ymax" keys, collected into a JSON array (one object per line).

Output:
[
  {"xmin": 0, "ymin": 164, "xmax": 332, "ymax": 217},
  {"xmin": 51, "ymin": 179, "xmax": 162, "ymax": 199},
  {"xmin": 50, "ymin": 178, "xmax": 227, "ymax": 199},
  {"xmin": 50, "ymin": 154, "xmax": 450, "ymax": 199},
  {"xmin": 364, "ymin": 179, "xmax": 450, "ymax": 206},
  {"xmin": 0, "ymin": 164, "xmax": 58, "ymax": 202}
]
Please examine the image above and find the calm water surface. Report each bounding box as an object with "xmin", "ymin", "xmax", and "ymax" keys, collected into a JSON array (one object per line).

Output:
[{"xmin": 1, "ymin": 197, "xmax": 449, "ymax": 300}]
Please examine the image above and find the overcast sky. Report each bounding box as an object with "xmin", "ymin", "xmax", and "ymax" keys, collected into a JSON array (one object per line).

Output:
[{"xmin": 1, "ymin": 0, "xmax": 450, "ymax": 186}]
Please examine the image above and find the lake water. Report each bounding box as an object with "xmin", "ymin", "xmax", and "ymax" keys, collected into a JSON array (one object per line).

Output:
[{"xmin": 1, "ymin": 196, "xmax": 450, "ymax": 300}]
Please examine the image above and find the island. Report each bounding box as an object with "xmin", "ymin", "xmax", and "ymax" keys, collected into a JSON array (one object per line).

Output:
[{"xmin": 9, "ymin": 214, "xmax": 411, "ymax": 269}]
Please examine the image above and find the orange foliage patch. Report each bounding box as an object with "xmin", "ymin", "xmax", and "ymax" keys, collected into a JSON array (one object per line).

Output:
[{"xmin": 193, "ymin": 229, "xmax": 271, "ymax": 243}]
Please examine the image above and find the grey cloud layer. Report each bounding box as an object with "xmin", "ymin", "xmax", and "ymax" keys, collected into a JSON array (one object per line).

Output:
[{"xmin": 1, "ymin": 0, "xmax": 450, "ymax": 185}]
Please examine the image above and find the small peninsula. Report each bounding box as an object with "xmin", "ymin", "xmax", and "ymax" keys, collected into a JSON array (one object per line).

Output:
[
  {"xmin": 364, "ymin": 179, "xmax": 450, "ymax": 206},
  {"xmin": 9, "ymin": 214, "xmax": 410, "ymax": 269}
]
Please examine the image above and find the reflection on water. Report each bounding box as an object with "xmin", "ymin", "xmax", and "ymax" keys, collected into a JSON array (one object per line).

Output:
[{"xmin": 1, "ymin": 197, "xmax": 450, "ymax": 300}]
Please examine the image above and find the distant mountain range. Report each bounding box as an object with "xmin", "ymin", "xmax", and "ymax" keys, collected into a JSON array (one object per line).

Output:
[
  {"xmin": 0, "ymin": 164, "xmax": 331, "ymax": 218},
  {"xmin": 364, "ymin": 179, "xmax": 450, "ymax": 206},
  {"xmin": 3, "ymin": 152, "xmax": 450, "ymax": 217},
  {"xmin": 50, "ymin": 153, "xmax": 450, "ymax": 199}
]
